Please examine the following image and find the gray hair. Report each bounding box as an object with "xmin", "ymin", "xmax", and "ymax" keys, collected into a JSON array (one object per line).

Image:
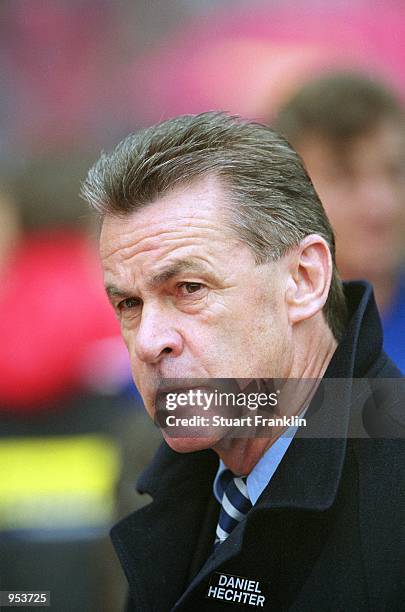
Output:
[{"xmin": 81, "ymin": 112, "xmax": 347, "ymax": 339}]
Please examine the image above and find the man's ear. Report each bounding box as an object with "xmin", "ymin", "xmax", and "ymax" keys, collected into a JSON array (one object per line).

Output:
[{"xmin": 285, "ymin": 234, "xmax": 332, "ymax": 325}]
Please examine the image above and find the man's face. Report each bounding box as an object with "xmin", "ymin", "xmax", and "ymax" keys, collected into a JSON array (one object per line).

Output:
[
  {"xmin": 100, "ymin": 175, "xmax": 292, "ymax": 451},
  {"xmin": 297, "ymin": 120, "xmax": 405, "ymax": 280}
]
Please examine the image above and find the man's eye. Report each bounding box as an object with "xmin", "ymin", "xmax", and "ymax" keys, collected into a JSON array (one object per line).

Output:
[
  {"xmin": 178, "ymin": 282, "xmax": 204, "ymax": 295},
  {"xmin": 118, "ymin": 297, "xmax": 141, "ymax": 311}
]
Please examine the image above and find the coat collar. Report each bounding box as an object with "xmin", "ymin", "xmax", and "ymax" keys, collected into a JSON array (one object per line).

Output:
[
  {"xmin": 110, "ymin": 446, "xmax": 219, "ymax": 611},
  {"xmin": 111, "ymin": 281, "xmax": 384, "ymax": 610},
  {"xmin": 327, "ymin": 281, "xmax": 383, "ymax": 378}
]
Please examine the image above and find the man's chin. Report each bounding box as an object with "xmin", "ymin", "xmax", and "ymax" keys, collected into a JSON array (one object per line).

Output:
[{"xmin": 162, "ymin": 433, "xmax": 221, "ymax": 454}]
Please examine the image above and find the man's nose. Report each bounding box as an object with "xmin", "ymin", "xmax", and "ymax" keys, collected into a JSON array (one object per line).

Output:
[{"xmin": 133, "ymin": 302, "xmax": 184, "ymax": 364}]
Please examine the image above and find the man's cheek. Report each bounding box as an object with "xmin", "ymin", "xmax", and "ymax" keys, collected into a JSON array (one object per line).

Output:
[
  {"xmin": 134, "ymin": 381, "xmax": 154, "ymax": 418},
  {"xmin": 131, "ymin": 364, "xmax": 145, "ymax": 395},
  {"xmin": 128, "ymin": 360, "xmax": 147, "ymax": 402},
  {"xmin": 121, "ymin": 325, "xmax": 134, "ymax": 350}
]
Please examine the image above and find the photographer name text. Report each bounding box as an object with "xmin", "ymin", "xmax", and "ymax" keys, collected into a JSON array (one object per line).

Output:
[{"xmin": 165, "ymin": 414, "xmax": 306, "ymax": 428}]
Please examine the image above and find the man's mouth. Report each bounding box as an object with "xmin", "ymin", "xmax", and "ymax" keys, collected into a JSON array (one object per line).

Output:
[
  {"xmin": 155, "ymin": 382, "xmax": 214, "ymax": 408},
  {"xmin": 155, "ymin": 377, "xmax": 215, "ymax": 397}
]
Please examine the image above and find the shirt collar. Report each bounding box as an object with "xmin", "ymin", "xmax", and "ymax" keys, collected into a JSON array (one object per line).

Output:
[{"xmin": 213, "ymin": 419, "xmax": 302, "ymax": 506}]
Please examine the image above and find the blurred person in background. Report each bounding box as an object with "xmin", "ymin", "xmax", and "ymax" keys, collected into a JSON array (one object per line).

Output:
[{"xmin": 274, "ymin": 72, "xmax": 405, "ymax": 372}]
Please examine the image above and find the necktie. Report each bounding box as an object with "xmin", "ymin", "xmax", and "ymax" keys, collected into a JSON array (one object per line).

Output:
[{"xmin": 215, "ymin": 470, "xmax": 252, "ymax": 546}]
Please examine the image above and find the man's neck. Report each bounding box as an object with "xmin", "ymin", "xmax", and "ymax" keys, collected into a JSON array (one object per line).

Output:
[{"xmin": 214, "ymin": 323, "xmax": 338, "ymax": 476}]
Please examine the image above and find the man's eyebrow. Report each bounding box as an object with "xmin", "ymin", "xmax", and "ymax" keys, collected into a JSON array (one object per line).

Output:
[
  {"xmin": 105, "ymin": 285, "xmax": 132, "ymax": 299},
  {"xmin": 147, "ymin": 259, "xmax": 212, "ymax": 289},
  {"xmin": 105, "ymin": 259, "xmax": 214, "ymax": 298}
]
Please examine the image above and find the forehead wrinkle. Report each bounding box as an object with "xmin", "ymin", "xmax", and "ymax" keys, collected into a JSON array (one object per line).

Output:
[{"xmin": 101, "ymin": 221, "xmax": 222, "ymax": 263}]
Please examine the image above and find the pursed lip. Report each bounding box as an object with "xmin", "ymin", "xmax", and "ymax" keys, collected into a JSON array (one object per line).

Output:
[
  {"xmin": 155, "ymin": 383, "xmax": 215, "ymax": 405},
  {"xmin": 155, "ymin": 377, "xmax": 216, "ymax": 395},
  {"xmin": 153, "ymin": 378, "xmax": 245, "ymax": 400},
  {"xmin": 151, "ymin": 379, "xmax": 250, "ymax": 419},
  {"xmin": 153, "ymin": 380, "xmax": 225, "ymax": 417}
]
